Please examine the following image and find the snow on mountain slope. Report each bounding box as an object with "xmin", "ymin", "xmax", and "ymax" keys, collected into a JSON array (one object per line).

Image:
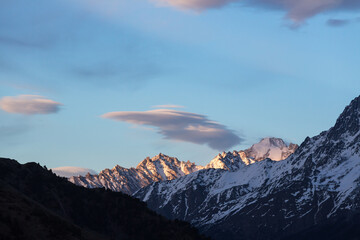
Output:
[
  {"xmin": 134, "ymin": 95, "xmax": 360, "ymax": 240},
  {"xmin": 206, "ymin": 138, "xmax": 298, "ymax": 171},
  {"xmin": 51, "ymin": 166, "xmax": 97, "ymax": 178},
  {"xmin": 69, "ymin": 138, "xmax": 296, "ymax": 195},
  {"xmin": 69, "ymin": 153, "xmax": 202, "ymax": 195}
]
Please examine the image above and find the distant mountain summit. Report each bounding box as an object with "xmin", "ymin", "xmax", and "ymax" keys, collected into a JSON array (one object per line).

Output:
[
  {"xmin": 51, "ymin": 166, "xmax": 97, "ymax": 178},
  {"xmin": 134, "ymin": 95, "xmax": 360, "ymax": 240},
  {"xmin": 70, "ymin": 138, "xmax": 297, "ymax": 195},
  {"xmin": 206, "ymin": 137, "xmax": 298, "ymax": 171},
  {"xmin": 70, "ymin": 153, "xmax": 201, "ymax": 195},
  {"xmin": 244, "ymin": 137, "xmax": 298, "ymax": 162}
]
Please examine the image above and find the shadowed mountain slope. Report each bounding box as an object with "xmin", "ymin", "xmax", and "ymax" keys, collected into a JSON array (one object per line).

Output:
[{"xmin": 0, "ymin": 158, "xmax": 209, "ymax": 240}]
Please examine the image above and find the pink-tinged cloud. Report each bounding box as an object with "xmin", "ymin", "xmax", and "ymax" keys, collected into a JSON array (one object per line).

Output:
[
  {"xmin": 102, "ymin": 109, "xmax": 242, "ymax": 150},
  {"xmin": 153, "ymin": 0, "xmax": 360, "ymax": 24},
  {"xmin": 0, "ymin": 95, "xmax": 62, "ymax": 115}
]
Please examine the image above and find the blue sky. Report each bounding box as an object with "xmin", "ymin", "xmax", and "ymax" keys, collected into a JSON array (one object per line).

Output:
[{"xmin": 1, "ymin": 0, "xmax": 359, "ymax": 171}]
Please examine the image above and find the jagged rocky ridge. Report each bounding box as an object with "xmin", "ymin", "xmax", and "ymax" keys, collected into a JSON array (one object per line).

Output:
[
  {"xmin": 70, "ymin": 154, "xmax": 202, "ymax": 195},
  {"xmin": 134, "ymin": 95, "xmax": 360, "ymax": 240},
  {"xmin": 0, "ymin": 158, "xmax": 208, "ymax": 240},
  {"xmin": 70, "ymin": 138, "xmax": 297, "ymax": 195}
]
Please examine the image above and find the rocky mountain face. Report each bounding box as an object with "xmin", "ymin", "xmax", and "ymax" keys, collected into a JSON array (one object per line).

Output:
[
  {"xmin": 134, "ymin": 96, "xmax": 360, "ymax": 240},
  {"xmin": 70, "ymin": 153, "xmax": 202, "ymax": 195},
  {"xmin": 244, "ymin": 137, "xmax": 298, "ymax": 162},
  {"xmin": 70, "ymin": 138, "xmax": 297, "ymax": 195},
  {"xmin": 205, "ymin": 138, "xmax": 298, "ymax": 171},
  {"xmin": 0, "ymin": 158, "xmax": 208, "ymax": 240}
]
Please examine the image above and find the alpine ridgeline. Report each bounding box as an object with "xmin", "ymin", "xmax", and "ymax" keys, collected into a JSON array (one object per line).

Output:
[
  {"xmin": 70, "ymin": 154, "xmax": 202, "ymax": 195},
  {"xmin": 70, "ymin": 138, "xmax": 297, "ymax": 195},
  {"xmin": 134, "ymin": 96, "xmax": 360, "ymax": 240}
]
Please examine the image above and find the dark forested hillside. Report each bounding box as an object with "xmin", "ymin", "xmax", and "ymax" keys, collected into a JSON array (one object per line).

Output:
[{"xmin": 0, "ymin": 158, "xmax": 209, "ymax": 240}]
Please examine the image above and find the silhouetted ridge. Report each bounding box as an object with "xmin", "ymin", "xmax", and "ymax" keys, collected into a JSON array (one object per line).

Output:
[
  {"xmin": 0, "ymin": 158, "xmax": 209, "ymax": 240},
  {"xmin": 328, "ymin": 95, "xmax": 360, "ymax": 139}
]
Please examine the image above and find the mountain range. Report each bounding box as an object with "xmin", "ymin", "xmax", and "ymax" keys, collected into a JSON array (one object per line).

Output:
[
  {"xmin": 134, "ymin": 96, "xmax": 360, "ymax": 239},
  {"xmin": 69, "ymin": 137, "xmax": 298, "ymax": 195}
]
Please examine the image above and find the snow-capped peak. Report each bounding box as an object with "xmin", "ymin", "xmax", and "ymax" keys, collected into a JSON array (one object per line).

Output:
[
  {"xmin": 206, "ymin": 137, "xmax": 298, "ymax": 171},
  {"xmin": 244, "ymin": 137, "xmax": 298, "ymax": 161},
  {"xmin": 206, "ymin": 151, "xmax": 246, "ymax": 171}
]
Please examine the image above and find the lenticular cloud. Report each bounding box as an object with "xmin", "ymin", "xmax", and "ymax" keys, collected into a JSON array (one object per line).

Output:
[
  {"xmin": 102, "ymin": 109, "xmax": 242, "ymax": 151},
  {"xmin": 0, "ymin": 95, "xmax": 62, "ymax": 115}
]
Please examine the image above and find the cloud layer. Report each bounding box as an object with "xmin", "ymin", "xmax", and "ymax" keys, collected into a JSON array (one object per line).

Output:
[
  {"xmin": 0, "ymin": 95, "xmax": 62, "ymax": 115},
  {"xmin": 154, "ymin": 0, "xmax": 360, "ymax": 23},
  {"xmin": 102, "ymin": 109, "xmax": 242, "ymax": 150}
]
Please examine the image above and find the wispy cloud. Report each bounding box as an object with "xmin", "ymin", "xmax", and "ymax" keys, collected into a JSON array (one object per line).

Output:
[
  {"xmin": 326, "ymin": 17, "xmax": 360, "ymax": 27},
  {"xmin": 72, "ymin": 66, "xmax": 119, "ymax": 78},
  {"xmin": 0, "ymin": 124, "xmax": 30, "ymax": 139},
  {"xmin": 0, "ymin": 35, "xmax": 54, "ymax": 49},
  {"xmin": 102, "ymin": 109, "xmax": 242, "ymax": 150},
  {"xmin": 326, "ymin": 18, "xmax": 350, "ymax": 27},
  {"xmin": 0, "ymin": 95, "xmax": 62, "ymax": 115},
  {"xmin": 152, "ymin": 0, "xmax": 360, "ymax": 24},
  {"xmin": 70, "ymin": 60, "xmax": 161, "ymax": 88}
]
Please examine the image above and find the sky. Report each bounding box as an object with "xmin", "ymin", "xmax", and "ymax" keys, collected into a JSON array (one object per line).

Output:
[{"xmin": 0, "ymin": 0, "xmax": 360, "ymax": 172}]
